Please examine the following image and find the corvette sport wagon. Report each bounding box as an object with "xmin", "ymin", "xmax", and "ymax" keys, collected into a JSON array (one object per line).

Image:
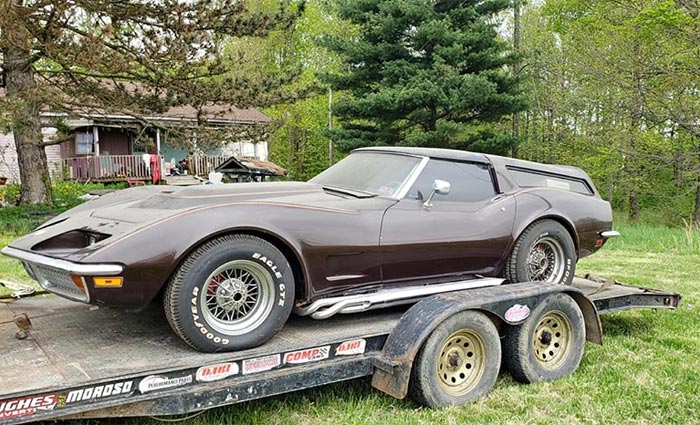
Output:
[{"xmin": 2, "ymin": 147, "xmax": 618, "ymax": 352}]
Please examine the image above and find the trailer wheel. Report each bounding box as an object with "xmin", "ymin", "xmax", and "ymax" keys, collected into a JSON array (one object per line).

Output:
[
  {"xmin": 505, "ymin": 219, "xmax": 575, "ymax": 285},
  {"xmin": 164, "ymin": 234, "xmax": 294, "ymax": 352},
  {"xmin": 409, "ymin": 310, "xmax": 501, "ymax": 407},
  {"xmin": 503, "ymin": 293, "xmax": 585, "ymax": 383}
]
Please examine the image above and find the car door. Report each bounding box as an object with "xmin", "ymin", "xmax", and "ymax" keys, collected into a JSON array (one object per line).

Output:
[{"xmin": 379, "ymin": 158, "xmax": 516, "ymax": 285}]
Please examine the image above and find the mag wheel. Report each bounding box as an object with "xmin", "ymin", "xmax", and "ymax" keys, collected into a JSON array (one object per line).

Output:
[
  {"xmin": 164, "ymin": 234, "xmax": 294, "ymax": 352},
  {"xmin": 503, "ymin": 293, "xmax": 585, "ymax": 383},
  {"xmin": 409, "ymin": 311, "xmax": 501, "ymax": 407},
  {"xmin": 505, "ymin": 219, "xmax": 576, "ymax": 285}
]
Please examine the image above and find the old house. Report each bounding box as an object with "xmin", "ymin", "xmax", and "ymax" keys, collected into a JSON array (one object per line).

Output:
[{"xmin": 0, "ymin": 103, "xmax": 271, "ymax": 184}]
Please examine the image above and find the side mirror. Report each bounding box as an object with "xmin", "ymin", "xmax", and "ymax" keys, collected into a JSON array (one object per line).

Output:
[{"xmin": 423, "ymin": 179, "xmax": 451, "ymax": 208}]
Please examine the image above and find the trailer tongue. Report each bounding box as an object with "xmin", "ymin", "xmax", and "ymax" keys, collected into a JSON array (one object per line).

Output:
[{"xmin": 0, "ymin": 276, "xmax": 679, "ymax": 424}]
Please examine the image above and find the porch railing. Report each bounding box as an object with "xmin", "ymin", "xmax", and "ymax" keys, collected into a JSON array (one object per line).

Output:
[
  {"xmin": 187, "ymin": 155, "xmax": 230, "ymax": 176},
  {"xmin": 61, "ymin": 155, "xmax": 162, "ymax": 181}
]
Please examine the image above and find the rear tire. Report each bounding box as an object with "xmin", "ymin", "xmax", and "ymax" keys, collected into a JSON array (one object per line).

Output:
[
  {"xmin": 164, "ymin": 235, "xmax": 294, "ymax": 352},
  {"xmin": 503, "ymin": 293, "xmax": 585, "ymax": 383},
  {"xmin": 505, "ymin": 219, "xmax": 576, "ymax": 285},
  {"xmin": 409, "ymin": 311, "xmax": 501, "ymax": 407}
]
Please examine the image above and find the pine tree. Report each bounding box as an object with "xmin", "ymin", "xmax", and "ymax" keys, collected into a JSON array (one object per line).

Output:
[{"xmin": 324, "ymin": 0, "xmax": 526, "ymax": 153}]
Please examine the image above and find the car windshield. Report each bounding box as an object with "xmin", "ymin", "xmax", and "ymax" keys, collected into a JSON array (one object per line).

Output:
[{"xmin": 310, "ymin": 152, "xmax": 422, "ymax": 198}]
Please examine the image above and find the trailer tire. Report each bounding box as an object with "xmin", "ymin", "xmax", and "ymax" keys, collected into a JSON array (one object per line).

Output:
[
  {"xmin": 505, "ymin": 219, "xmax": 575, "ymax": 285},
  {"xmin": 164, "ymin": 234, "xmax": 294, "ymax": 352},
  {"xmin": 409, "ymin": 310, "xmax": 501, "ymax": 407},
  {"xmin": 503, "ymin": 293, "xmax": 585, "ymax": 383}
]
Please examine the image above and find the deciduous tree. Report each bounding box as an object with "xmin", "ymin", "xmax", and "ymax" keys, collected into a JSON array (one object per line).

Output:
[{"xmin": 0, "ymin": 0, "xmax": 301, "ymax": 204}]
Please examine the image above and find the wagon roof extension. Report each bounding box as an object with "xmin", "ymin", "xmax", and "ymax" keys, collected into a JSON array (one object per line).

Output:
[{"xmin": 355, "ymin": 147, "xmax": 590, "ymax": 181}]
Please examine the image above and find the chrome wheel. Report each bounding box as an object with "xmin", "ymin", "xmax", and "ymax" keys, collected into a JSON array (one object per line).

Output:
[
  {"xmin": 533, "ymin": 310, "xmax": 573, "ymax": 370},
  {"xmin": 527, "ymin": 236, "xmax": 565, "ymax": 283},
  {"xmin": 436, "ymin": 330, "xmax": 486, "ymax": 397},
  {"xmin": 200, "ymin": 259, "xmax": 275, "ymax": 336}
]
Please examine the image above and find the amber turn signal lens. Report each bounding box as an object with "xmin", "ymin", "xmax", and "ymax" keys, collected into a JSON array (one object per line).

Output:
[
  {"xmin": 93, "ymin": 277, "xmax": 124, "ymax": 288},
  {"xmin": 70, "ymin": 275, "xmax": 86, "ymax": 292}
]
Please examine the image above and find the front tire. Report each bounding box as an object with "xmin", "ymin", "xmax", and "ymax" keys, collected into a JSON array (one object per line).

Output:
[
  {"xmin": 164, "ymin": 235, "xmax": 294, "ymax": 352},
  {"xmin": 505, "ymin": 219, "xmax": 576, "ymax": 285},
  {"xmin": 409, "ymin": 311, "xmax": 501, "ymax": 407}
]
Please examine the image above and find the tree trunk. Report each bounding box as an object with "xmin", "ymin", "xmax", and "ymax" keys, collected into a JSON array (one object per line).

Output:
[
  {"xmin": 3, "ymin": 18, "xmax": 53, "ymax": 205},
  {"xmin": 628, "ymin": 32, "xmax": 642, "ymax": 222},
  {"xmin": 695, "ymin": 145, "xmax": 700, "ymax": 225},
  {"xmin": 511, "ymin": 0, "xmax": 521, "ymax": 159},
  {"xmin": 694, "ymin": 175, "xmax": 700, "ymax": 226}
]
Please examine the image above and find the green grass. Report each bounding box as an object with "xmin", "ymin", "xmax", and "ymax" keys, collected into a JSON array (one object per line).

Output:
[{"xmin": 1, "ymin": 221, "xmax": 698, "ymax": 423}]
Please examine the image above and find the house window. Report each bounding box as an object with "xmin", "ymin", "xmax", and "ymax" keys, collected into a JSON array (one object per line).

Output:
[{"xmin": 75, "ymin": 132, "xmax": 94, "ymax": 155}]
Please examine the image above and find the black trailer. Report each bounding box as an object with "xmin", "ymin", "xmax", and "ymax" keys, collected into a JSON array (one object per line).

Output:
[{"xmin": 0, "ymin": 276, "xmax": 679, "ymax": 424}]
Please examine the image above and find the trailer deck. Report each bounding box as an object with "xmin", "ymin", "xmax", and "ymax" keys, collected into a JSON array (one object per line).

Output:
[{"xmin": 0, "ymin": 276, "xmax": 680, "ymax": 423}]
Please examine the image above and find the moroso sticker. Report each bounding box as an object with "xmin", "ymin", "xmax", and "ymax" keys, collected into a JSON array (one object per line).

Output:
[
  {"xmin": 242, "ymin": 354, "xmax": 281, "ymax": 375},
  {"xmin": 63, "ymin": 381, "xmax": 134, "ymax": 405},
  {"xmin": 138, "ymin": 375, "xmax": 192, "ymax": 394},
  {"xmin": 196, "ymin": 362, "xmax": 239, "ymax": 382},
  {"xmin": 283, "ymin": 346, "xmax": 330, "ymax": 364},
  {"xmin": 0, "ymin": 394, "xmax": 57, "ymax": 419},
  {"xmin": 336, "ymin": 339, "xmax": 366, "ymax": 356},
  {"xmin": 505, "ymin": 304, "xmax": 531, "ymax": 323}
]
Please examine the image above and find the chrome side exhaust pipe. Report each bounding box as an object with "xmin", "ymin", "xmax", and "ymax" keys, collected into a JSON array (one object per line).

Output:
[{"xmin": 294, "ymin": 278, "xmax": 504, "ymax": 320}]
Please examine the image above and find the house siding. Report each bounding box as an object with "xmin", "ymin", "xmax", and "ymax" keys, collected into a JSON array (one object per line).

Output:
[{"xmin": 1, "ymin": 130, "xmax": 63, "ymax": 184}]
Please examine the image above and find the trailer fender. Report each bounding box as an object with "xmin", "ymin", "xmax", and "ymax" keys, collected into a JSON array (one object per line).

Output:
[{"xmin": 371, "ymin": 282, "xmax": 602, "ymax": 400}]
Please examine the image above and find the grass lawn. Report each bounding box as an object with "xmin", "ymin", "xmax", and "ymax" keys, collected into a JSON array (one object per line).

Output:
[{"xmin": 1, "ymin": 222, "xmax": 698, "ymax": 424}]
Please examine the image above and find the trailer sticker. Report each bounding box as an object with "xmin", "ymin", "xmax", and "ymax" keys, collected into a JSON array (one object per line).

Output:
[
  {"xmin": 196, "ymin": 362, "xmax": 239, "ymax": 382},
  {"xmin": 242, "ymin": 354, "xmax": 281, "ymax": 375},
  {"xmin": 283, "ymin": 346, "xmax": 330, "ymax": 364},
  {"xmin": 0, "ymin": 394, "xmax": 57, "ymax": 419},
  {"xmin": 139, "ymin": 375, "xmax": 193, "ymax": 394},
  {"xmin": 335, "ymin": 339, "xmax": 366, "ymax": 356},
  {"xmin": 505, "ymin": 304, "xmax": 531, "ymax": 323},
  {"xmin": 63, "ymin": 381, "xmax": 134, "ymax": 404}
]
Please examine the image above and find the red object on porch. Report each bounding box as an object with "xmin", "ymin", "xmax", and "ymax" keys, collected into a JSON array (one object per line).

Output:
[{"xmin": 150, "ymin": 154, "xmax": 160, "ymax": 184}]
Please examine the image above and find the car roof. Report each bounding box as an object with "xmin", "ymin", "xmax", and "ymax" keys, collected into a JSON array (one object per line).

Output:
[
  {"xmin": 353, "ymin": 146, "xmax": 590, "ymax": 181},
  {"xmin": 353, "ymin": 146, "xmax": 490, "ymax": 163}
]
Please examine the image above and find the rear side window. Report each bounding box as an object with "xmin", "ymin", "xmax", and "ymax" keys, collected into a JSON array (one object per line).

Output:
[
  {"xmin": 508, "ymin": 167, "xmax": 592, "ymax": 195},
  {"xmin": 406, "ymin": 159, "xmax": 495, "ymax": 202}
]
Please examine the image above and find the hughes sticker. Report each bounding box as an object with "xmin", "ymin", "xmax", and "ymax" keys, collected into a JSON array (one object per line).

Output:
[
  {"xmin": 138, "ymin": 375, "xmax": 192, "ymax": 394},
  {"xmin": 196, "ymin": 362, "xmax": 239, "ymax": 382},
  {"xmin": 64, "ymin": 381, "xmax": 133, "ymax": 404},
  {"xmin": 0, "ymin": 395, "xmax": 57, "ymax": 419},
  {"xmin": 242, "ymin": 354, "xmax": 281, "ymax": 375},
  {"xmin": 504, "ymin": 304, "xmax": 531, "ymax": 323},
  {"xmin": 335, "ymin": 339, "xmax": 366, "ymax": 356},
  {"xmin": 283, "ymin": 346, "xmax": 330, "ymax": 364}
]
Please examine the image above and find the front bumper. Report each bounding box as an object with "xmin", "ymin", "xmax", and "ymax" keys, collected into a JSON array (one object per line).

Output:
[{"xmin": 1, "ymin": 246, "xmax": 123, "ymax": 303}]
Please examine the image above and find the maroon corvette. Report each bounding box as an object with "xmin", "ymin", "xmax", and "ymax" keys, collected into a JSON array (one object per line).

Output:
[{"xmin": 2, "ymin": 147, "xmax": 618, "ymax": 352}]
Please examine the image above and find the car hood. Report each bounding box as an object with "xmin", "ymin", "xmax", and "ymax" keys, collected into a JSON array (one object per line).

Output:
[{"xmin": 6, "ymin": 182, "xmax": 339, "ymax": 260}]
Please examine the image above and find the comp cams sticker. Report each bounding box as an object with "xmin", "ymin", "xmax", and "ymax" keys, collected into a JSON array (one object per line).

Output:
[
  {"xmin": 0, "ymin": 395, "xmax": 57, "ymax": 419},
  {"xmin": 283, "ymin": 346, "xmax": 330, "ymax": 364},
  {"xmin": 139, "ymin": 375, "xmax": 193, "ymax": 393}
]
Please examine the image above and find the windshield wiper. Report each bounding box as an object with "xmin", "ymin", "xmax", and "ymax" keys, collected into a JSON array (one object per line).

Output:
[{"xmin": 321, "ymin": 185, "xmax": 377, "ymax": 198}]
